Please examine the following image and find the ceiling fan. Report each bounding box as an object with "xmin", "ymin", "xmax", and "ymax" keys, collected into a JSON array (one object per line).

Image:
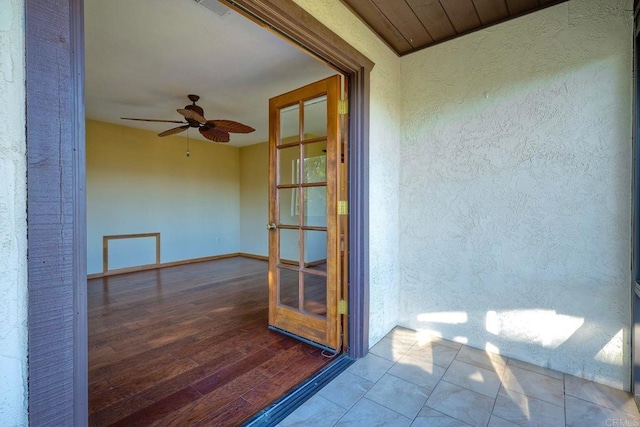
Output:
[{"xmin": 121, "ymin": 94, "xmax": 255, "ymax": 143}]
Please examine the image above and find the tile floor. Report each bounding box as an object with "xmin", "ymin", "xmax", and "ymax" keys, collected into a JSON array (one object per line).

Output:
[{"xmin": 278, "ymin": 327, "xmax": 640, "ymax": 427}]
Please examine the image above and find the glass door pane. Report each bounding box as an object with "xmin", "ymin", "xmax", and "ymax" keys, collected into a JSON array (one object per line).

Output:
[
  {"xmin": 280, "ymin": 104, "xmax": 300, "ymax": 142},
  {"xmin": 303, "ymin": 95, "xmax": 327, "ymax": 138},
  {"xmin": 303, "ymin": 187, "xmax": 327, "ymax": 227},
  {"xmin": 302, "ymin": 141, "xmax": 327, "ymax": 183},
  {"xmin": 278, "ymin": 145, "xmax": 299, "ymax": 185}
]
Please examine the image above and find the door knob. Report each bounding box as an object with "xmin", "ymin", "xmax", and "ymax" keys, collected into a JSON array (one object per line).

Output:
[{"xmin": 266, "ymin": 223, "xmax": 277, "ymax": 230}]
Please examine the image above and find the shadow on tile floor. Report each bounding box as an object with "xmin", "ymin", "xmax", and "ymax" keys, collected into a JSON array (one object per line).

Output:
[{"xmin": 278, "ymin": 327, "xmax": 640, "ymax": 427}]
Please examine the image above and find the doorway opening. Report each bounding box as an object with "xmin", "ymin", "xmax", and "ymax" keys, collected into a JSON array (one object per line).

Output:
[
  {"xmin": 25, "ymin": 1, "xmax": 372, "ymax": 425},
  {"xmin": 84, "ymin": 1, "xmax": 350, "ymax": 424}
]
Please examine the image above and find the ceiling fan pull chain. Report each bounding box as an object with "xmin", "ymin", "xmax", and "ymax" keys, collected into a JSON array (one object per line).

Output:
[{"xmin": 186, "ymin": 130, "xmax": 191, "ymax": 158}]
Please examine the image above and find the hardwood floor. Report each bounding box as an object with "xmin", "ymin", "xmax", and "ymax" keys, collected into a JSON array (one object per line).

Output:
[{"xmin": 88, "ymin": 257, "xmax": 333, "ymax": 426}]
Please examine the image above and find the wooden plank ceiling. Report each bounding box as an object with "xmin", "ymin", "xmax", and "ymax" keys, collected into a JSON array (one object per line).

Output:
[{"xmin": 340, "ymin": 0, "xmax": 568, "ymax": 56}]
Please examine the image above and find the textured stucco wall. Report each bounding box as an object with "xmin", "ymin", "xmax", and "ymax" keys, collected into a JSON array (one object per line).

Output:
[
  {"xmin": 293, "ymin": 0, "xmax": 402, "ymax": 346},
  {"xmin": 0, "ymin": 0, "xmax": 28, "ymax": 424},
  {"xmin": 399, "ymin": 0, "xmax": 633, "ymax": 389}
]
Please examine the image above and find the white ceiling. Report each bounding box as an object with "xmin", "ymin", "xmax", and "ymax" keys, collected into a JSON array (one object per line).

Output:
[{"xmin": 84, "ymin": 0, "xmax": 336, "ymax": 147}]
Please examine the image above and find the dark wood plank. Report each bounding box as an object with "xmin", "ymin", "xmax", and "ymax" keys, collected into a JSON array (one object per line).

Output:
[
  {"xmin": 471, "ymin": 0, "xmax": 509, "ymax": 24},
  {"xmin": 109, "ymin": 387, "xmax": 202, "ymax": 427},
  {"xmin": 255, "ymin": 343, "xmax": 313, "ymax": 377},
  {"xmin": 89, "ymin": 357, "xmax": 200, "ymax": 413},
  {"xmin": 89, "ymin": 335, "xmax": 199, "ymax": 375},
  {"xmin": 407, "ymin": 0, "xmax": 456, "ymax": 41},
  {"xmin": 439, "ymin": 0, "xmax": 482, "ymax": 33},
  {"xmin": 168, "ymin": 319, "xmax": 265, "ymax": 361},
  {"xmin": 342, "ymin": 0, "xmax": 413, "ymax": 54},
  {"xmin": 372, "ymin": 0, "xmax": 433, "ymax": 48},
  {"xmin": 191, "ymin": 348, "xmax": 276, "ymax": 395},
  {"xmin": 89, "ymin": 349, "xmax": 245, "ymax": 426},
  {"xmin": 88, "ymin": 257, "xmax": 332, "ymax": 425},
  {"xmin": 505, "ymin": 0, "xmax": 539, "ymax": 15},
  {"xmin": 193, "ymin": 397, "xmax": 259, "ymax": 427},
  {"xmin": 155, "ymin": 371, "xmax": 268, "ymax": 426},
  {"xmin": 242, "ymin": 353, "xmax": 328, "ymax": 408}
]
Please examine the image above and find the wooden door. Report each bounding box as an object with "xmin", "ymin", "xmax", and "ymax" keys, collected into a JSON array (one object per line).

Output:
[{"xmin": 268, "ymin": 75, "xmax": 344, "ymax": 352}]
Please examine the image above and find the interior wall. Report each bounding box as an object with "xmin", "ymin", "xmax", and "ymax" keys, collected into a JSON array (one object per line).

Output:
[
  {"xmin": 0, "ymin": 0, "xmax": 28, "ymax": 424},
  {"xmin": 239, "ymin": 142, "xmax": 269, "ymax": 257},
  {"xmin": 293, "ymin": 0, "xmax": 403, "ymax": 346},
  {"xmin": 399, "ymin": 0, "xmax": 633, "ymax": 389},
  {"xmin": 86, "ymin": 120, "xmax": 241, "ymax": 274},
  {"xmin": 88, "ymin": 121, "xmax": 332, "ymax": 274}
]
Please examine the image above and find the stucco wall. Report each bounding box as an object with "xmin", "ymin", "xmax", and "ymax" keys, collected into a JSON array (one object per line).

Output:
[
  {"xmin": 399, "ymin": 0, "xmax": 633, "ymax": 389},
  {"xmin": 293, "ymin": 0, "xmax": 403, "ymax": 346},
  {"xmin": 0, "ymin": 0, "xmax": 28, "ymax": 424}
]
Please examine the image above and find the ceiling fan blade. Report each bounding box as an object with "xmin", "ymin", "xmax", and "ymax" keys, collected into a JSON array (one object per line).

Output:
[
  {"xmin": 207, "ymin": 119, "xmax": 255, "ymax": 134},
  {"xmin": 200, "ymin": 126, "xmax": 230, "ymax": 143},
  {"xmin": 177, "ymin": 109, "xmax": 206, "ymax": 124},
  {"xmin": 158, "ymin": 125, "xmax": 190, "ymax": 137},
  {"xmin": 121, "ymin": 117, "xmax": 186, "ymax": 123}
]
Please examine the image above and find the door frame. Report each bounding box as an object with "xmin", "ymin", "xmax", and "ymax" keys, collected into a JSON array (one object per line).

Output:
[
  {"xmin": 632, "ymin": 0, "xmax": 640, "ymax": 404},
  {"xmin": 25, "ymin": 0, "xmax": 373, "ymax": 425}
]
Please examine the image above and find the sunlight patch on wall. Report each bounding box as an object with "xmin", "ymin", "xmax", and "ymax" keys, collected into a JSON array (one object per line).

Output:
[
  {"xmin": 417, "ymin": 311, "xmax": 468, "ymax": 325},
  {"xmin": 485, "ymin": 342, "xmax": 500, "ymax": 355},
  {"xmin": 595, "ymin": 329, "xmax": 624, "ymax": 367},
  {"xmin": 485, "ymin": 309, "xmax": 584, "ymax": 348}
]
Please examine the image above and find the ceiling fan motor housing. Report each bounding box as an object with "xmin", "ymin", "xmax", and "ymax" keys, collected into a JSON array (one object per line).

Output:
[{"xmin": 184, "ymin": 102, "xmax": 205, "ymax": 127}]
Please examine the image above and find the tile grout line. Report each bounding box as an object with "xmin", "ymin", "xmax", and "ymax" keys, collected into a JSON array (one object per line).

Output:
[
  {"xmin": 346, "ymin": 338, "xmax": 435, "ymax": 424},
  {"xmin": 329, "ymin": 350, "xmax": 400, "ymax": 425},
  {"xmin": 404, "ymin": 339, "xmax": 426, "ymax": 425},
  {"xmin": 486, "ymin": 356, "xmax": 507, "ymax": 426},
  {"xmin": 417, "ymin": 343, "xmax": 476, "ymax": 426},
  {"xmin": 507, "ymin": 358, "xmax": 565, "ymax": 381},
  {"xmin": 565, "ymin": 393, "xmax": 640, "ymax": 419},
  {"xmin": 375, "ymin": 340, "xmax": 423, "ymax": 423},
  {"xmin": 564, "ymin": 373, "xmax": 568, "ymax": 427}
]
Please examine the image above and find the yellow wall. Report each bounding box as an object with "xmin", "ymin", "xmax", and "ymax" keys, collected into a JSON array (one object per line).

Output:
[
  {"xmin": 86, "ymin": 120, "xmax": 241, "ymax": 274},
  {"xmin": 239, "ymin": 141, "xmax": 269, "ymax": 256},
  {"xmin": 88, "ymin": 122, "xmax": 332, "ymax": 274}
]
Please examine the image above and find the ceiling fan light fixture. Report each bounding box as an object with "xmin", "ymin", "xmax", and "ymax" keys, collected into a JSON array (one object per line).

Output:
[{"xmin": 121, "ymin": 95, "xmax": 255, "ymax": 143}]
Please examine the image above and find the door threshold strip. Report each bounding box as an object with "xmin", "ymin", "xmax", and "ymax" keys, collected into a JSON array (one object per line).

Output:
[
  {"xmin": 268, "ymin": 325, "xmax": 339, "ymax": 354},
  {"xmin": 243, "ymin": 354, "xmax": 354, "ymax": 427}
]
